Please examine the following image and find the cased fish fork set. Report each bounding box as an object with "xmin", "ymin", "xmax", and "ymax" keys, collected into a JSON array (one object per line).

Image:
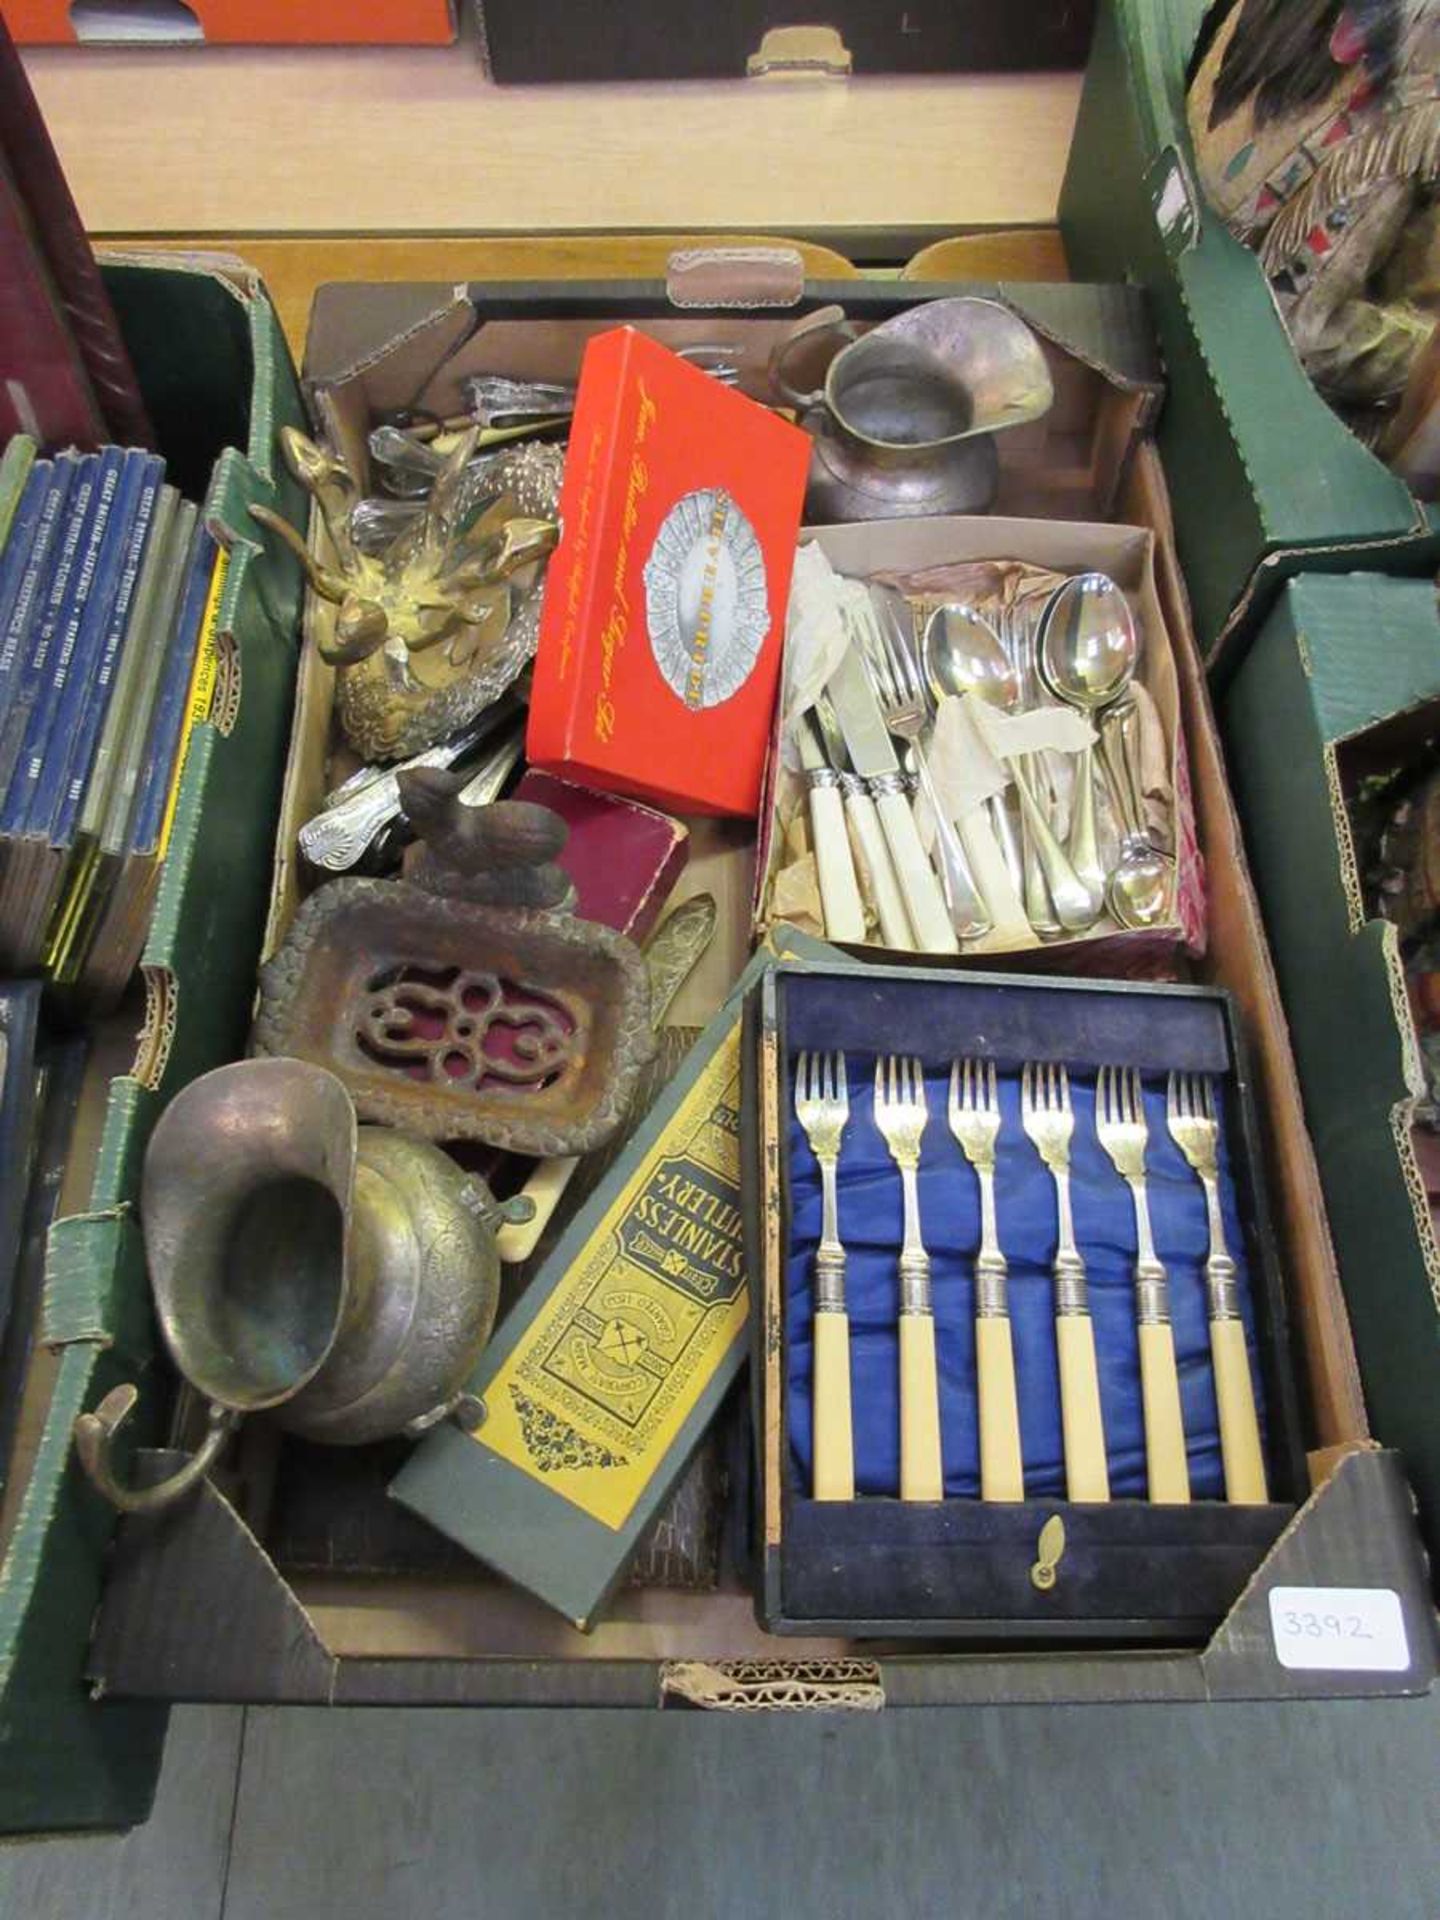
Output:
[{"xmin": 750, "ymin": 960, "xmax": 1307, "ymax": 1639}]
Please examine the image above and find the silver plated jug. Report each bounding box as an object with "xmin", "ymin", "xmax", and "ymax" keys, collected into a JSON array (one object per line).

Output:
[
  {"xmin": 769, "ymin": 297, "xmax": 1054, "ymax": 522},
  {"xmin": 74, "ymin": 1057, "xmax": 527, "ymax": 1513}
]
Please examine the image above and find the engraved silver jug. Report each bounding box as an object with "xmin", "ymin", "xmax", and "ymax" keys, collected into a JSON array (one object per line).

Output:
[{"xmin": 74, "ymin": 1056, "xmax": 528, "ymax": 1513}]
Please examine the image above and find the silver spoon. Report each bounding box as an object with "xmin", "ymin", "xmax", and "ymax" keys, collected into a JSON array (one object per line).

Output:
[
  {"xmin": 1035, "ymin": 571, "xmax": 1135, "ymax": 913},
  {"xmin": 1098, "ymin": 700, "xmax": 1172, "ymax": 929},
  {"xmin": 1038, "ymin": 573, "xmax": 1171, "ymax": 930},
  {"xmin": 922, "ymin": 603, "xmax": 1098, "ymax": 935}
]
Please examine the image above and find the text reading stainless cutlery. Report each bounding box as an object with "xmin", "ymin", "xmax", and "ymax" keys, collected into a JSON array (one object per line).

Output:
[
  {"xmin": 1167, "ymin": 1072, "xmax": 1267, "ymax": 1504},
  {"xmin": 1096, "ymin": 1067, "xmax": 1190, "ymax": 1503},
  {"xmin": 1020, "ymin": 1061, "xmax": 1110, "ymax": 1502},
  {"xmin": 873, "ymin": 1056, "xmax": 944, "ymax": 1500},
  {"xmin": 794, "ymin": 1051, "xmax": 855, "ymax": 1501}
]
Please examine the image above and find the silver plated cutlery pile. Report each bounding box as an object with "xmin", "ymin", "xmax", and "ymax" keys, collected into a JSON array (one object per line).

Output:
[
  {"xmin": 793, "ymin": 1051, "xmax": 1268, "ymax": 1508},
  {"xmin": 795, "ymin": 570, "xmax": 1175, "ymax": 953}
]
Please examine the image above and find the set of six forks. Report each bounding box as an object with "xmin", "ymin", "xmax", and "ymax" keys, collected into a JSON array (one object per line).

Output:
[{"xmin": 793, "ymin": 1051, "xmax": 1269, "ymax": 1508}]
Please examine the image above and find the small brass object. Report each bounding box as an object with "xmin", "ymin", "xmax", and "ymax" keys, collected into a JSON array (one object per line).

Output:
[
  {"xmin": 250, "ymin": 425, "xmax": 558, "ymax": 761},
  {"xmin": 1030, "ymin": 1514, "xmax": 1067, "ymax": 1592}
]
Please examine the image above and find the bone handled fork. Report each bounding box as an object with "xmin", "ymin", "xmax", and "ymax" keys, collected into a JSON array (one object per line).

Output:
[
  {"xmin": 858, "ymin": 590, "xmax": 992, "ymax": 945},
  {"xmin": 949, "ymin": 1059, "xmax": 1025, "ymax": 1501},
  {"xmin": 794, "ymin": 1051, "xmax": 854, "ymax": 1501},
  {"xmin": 1020, "ymin": 1062, "xmax": 1110, "ymax": 1502},
  {"xmin": 1167, "ymin": 1072, "xmax": 1268, "ymax": 1503},
  {"xmin": 1096, "ymin": 1066, "xmax": 1191, "ymax": 1504},
  {"xmin": 873, "ymin": 1056, "xmax": 944, "ymax": 1501}
]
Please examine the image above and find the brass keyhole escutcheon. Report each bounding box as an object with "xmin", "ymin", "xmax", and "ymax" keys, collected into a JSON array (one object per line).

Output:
[{"xmin": 1030, "ymin": 1514, "xmax": 1066, "ymax": 1592}]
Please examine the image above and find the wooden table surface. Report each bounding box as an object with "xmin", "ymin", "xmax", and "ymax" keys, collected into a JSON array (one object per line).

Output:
[{"xmin": 23, "ymin": 44, "xmax": 1080, "ymax": 248}]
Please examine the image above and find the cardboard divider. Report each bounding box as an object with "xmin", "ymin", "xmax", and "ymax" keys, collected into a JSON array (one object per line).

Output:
[{"xmin": 1123, "ymin": 451, "xmax": 1366, "ymax": 1451}]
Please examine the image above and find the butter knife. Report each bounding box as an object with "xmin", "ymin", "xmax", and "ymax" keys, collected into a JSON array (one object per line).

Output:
[
  {"xmin": 300, "ymin": 714, "xmax": 521, "ymax": 873},
  {"xmin": 495, "ymin": 893, "xmax": 719, "ymax": 1263},
  {"xmin": 797, "ymin": 714, "xmax": 866, "ymax": 944},
  {"xmin": 826, "ymin": 649, "xmax": 959, "ymax": 955}
]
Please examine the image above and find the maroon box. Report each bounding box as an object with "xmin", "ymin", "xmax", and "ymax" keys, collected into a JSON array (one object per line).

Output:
[{"xmin": 512, "ymin": 769, "xmax": 688, "ymax": 943}]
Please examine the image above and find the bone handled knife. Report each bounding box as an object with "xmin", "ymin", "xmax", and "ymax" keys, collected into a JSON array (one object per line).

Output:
[
  {"xmin": 797, "ymin": 715, "xmax": 866, "ymax": 944},
  {"xmin": 825, "ymin": 648, "xmax": 959, "ymax": 955},
  {"xmin": 815, "ymin": 692, "xmax": 912, "ymax": 952}
]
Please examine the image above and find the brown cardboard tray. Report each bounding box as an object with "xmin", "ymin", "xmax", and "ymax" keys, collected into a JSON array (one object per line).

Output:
[{"xmin": 83, "ymin": 276, "xmax": 1436, "ymax": 1708}]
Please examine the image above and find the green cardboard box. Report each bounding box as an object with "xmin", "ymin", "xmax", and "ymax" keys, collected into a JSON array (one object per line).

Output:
[
  {"xmin": 1059, "ymin": 0, "xmax": 1440, "ymax": 677},
  {"xmin": 1221, "ymin": 573, "xmax": 1440, "ymax": 1575},
  {"xmin": 0, "ymin": 257, "xmax": 307, "ymax": 1834}
]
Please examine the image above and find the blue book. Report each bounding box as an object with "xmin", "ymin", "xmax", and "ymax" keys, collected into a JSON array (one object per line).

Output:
[
  {"xmin": 0, "ymin": 459, "xmax": 71, "ymax": 747},
  {"xmin": 129, "ymin": 520, "xmax": 219, "ymax": 857},
  {"xmin": 0, "ymin": 464, "xmax": 51, "ymax": 704},
  {"xmin": 0, "ymin": 453, "xmax": 101, "ymax": 809},
  {"xmin": 34, "ymin": 452, "xmax": 165, "ymax": 846},
  {"xmin": 1, "ymin": 448, "xmax": 128, "ymax": 836}
]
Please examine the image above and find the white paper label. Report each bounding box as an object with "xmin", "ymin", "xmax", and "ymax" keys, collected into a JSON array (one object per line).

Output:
[
  {"xmin": 1268, "ymin": 1587, "xmax": 1410, "ymax": 1673},
  {"xmin": 1154, "ymin": 163, "xmax": 1191, "ymax": 238}
]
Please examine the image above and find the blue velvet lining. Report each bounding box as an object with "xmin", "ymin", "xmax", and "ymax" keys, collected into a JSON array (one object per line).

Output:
[{"xmin": 786, "ymin": 1057, "xmax": 1267, "ymax": 1502}]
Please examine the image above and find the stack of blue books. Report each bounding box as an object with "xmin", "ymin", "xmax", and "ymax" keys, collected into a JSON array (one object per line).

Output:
[{"xmin": 0, "ymin": 433, "xmax": 223, "ymax": 1001}]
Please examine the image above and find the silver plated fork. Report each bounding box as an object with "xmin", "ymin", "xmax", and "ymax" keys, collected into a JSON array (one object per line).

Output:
[
  {"xmin": 794, "ymin": 1051, "xmax": 854, "ymax": 1501},
  {"xmin": 873, "ymin": 1056, "xmax": 944, "ymax": 1501},
  {"xmin": 1167, "ymin": 1072, "xmax": 1268, "ymax": 1504},
  {"xmin": 996, "ymin": 594, "xmax": 1063, "ymax": 938},
  {"xmin": 1095, "ymin": 1066, "xmax": 1191, "ymax": 1503},
  {"xmin": 1020, "ymin": 1062, "xmax": 1110, "ymax": 1501},
  {"xmin": 949, "ymin": 1058, "xmax": 1024, "ymax": 1501},
  {"xmin": 858, "ymin": 590, "xmax": 992, "ymax": 945}
]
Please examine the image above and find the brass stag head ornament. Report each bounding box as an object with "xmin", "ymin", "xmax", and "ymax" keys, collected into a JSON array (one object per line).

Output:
[{"xmin": 251, "ymin": 425, "xmax": 559, "ymax": 762}]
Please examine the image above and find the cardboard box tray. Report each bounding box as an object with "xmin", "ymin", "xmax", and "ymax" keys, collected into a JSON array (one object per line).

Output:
[
  {"xmin": 753, "ymin": 512, "xmax": 1204, "ymax": 973},
  {"xmin": 1222, "ymin": 570, "xmax": 1440, "ymax": 1584},
  {"xmin": 1059, "ymin": 0, "xmax": 1440, "ymax": 678},
  {"xmin": 0, "ymin": 256, "xmax": 309, "ymax": 1834},
  {"xmin": 82, "ymin": 273, "xmax": 1436, "ymax": 1709}
]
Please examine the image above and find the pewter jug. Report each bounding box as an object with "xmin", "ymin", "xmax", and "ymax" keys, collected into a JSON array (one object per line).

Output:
[{"xmin": 769, "ymin": 298, "xmax": 1054, "ymax": 522}]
